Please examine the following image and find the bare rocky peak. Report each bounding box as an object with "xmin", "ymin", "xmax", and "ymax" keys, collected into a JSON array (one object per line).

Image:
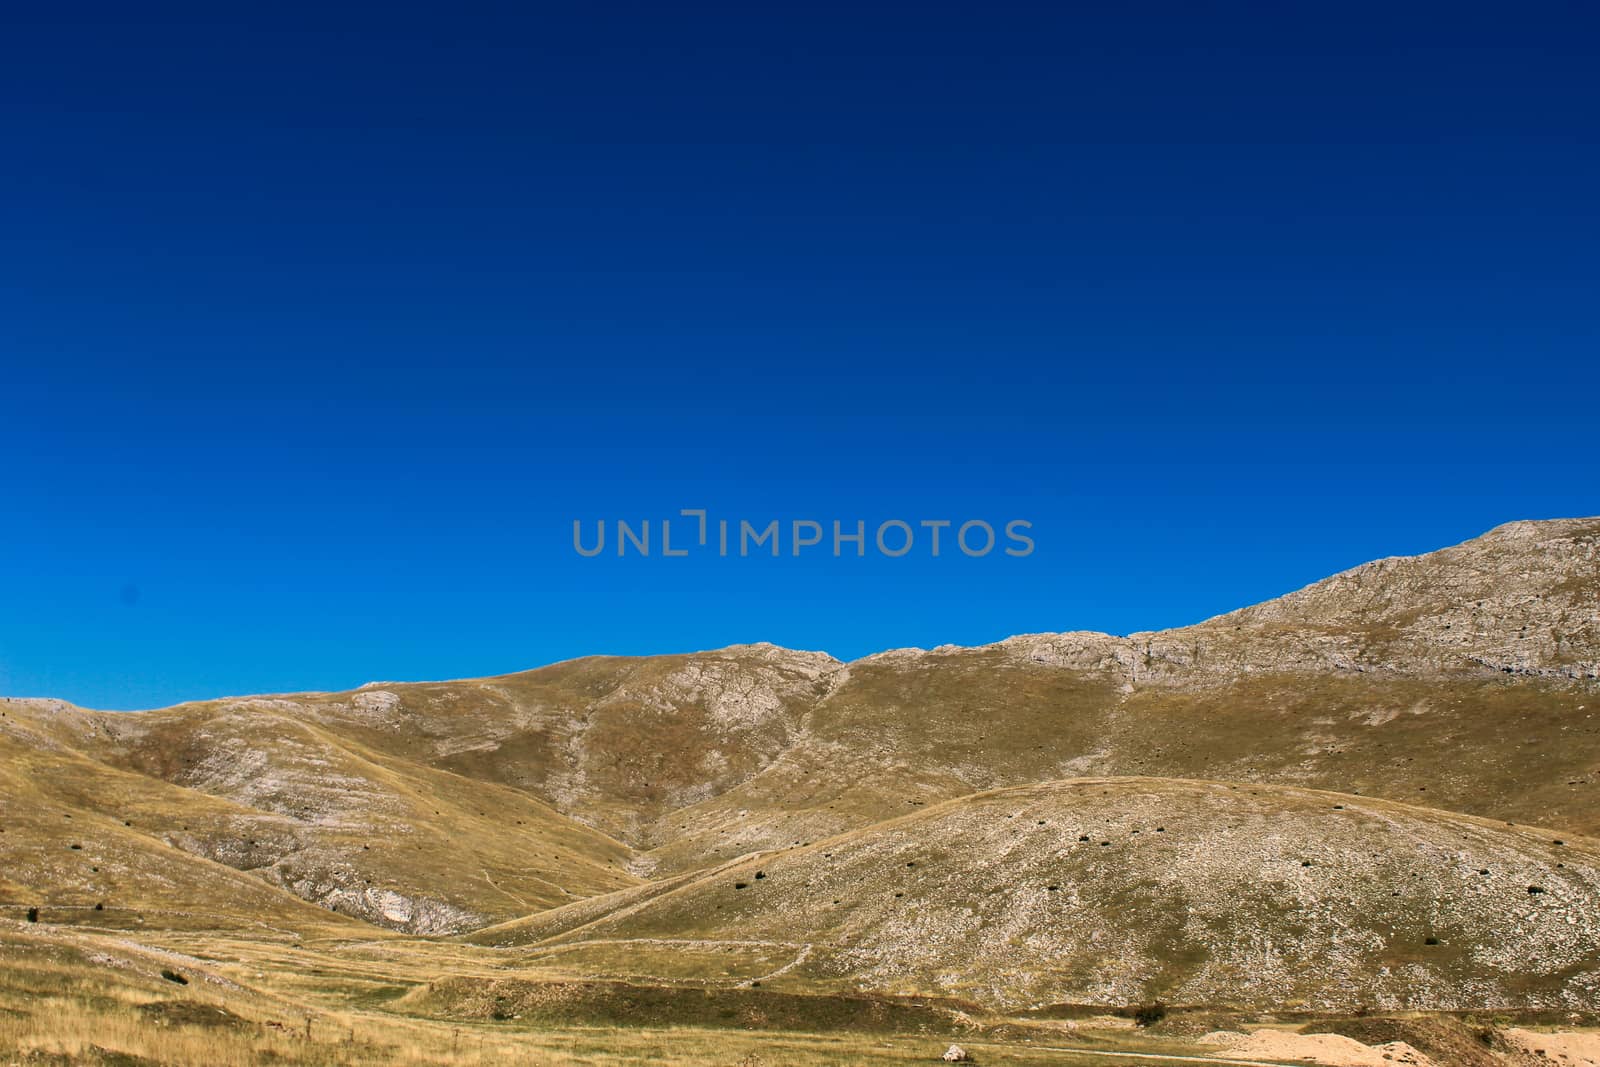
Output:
[
  {"xmin": 1209, "ymin": 519, "xmax": 1598, "ymax": 624},
  {"xmin": 1178, "ymin": 516, "xmax": 1600, "ymax": 680},
  {"xmin": 994, "ymin": 517, "xmax": 1600, "ymax": 684},
  {"xmin": 690, "ymin": 642, "xmax": 840, "ymax": 673},
  {"xmin": 588, "ymin": 644, "xmax": 841, "ymax": 732}
]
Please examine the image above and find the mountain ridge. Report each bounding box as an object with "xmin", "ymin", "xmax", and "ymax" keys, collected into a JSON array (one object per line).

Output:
[
  {"xmin": 13, "ymin": 517, "xmax": 1596, "ymax": 720},
  {"xmin": 3, "ymin": 516, "xmax": 1597, "ymax": 943}
]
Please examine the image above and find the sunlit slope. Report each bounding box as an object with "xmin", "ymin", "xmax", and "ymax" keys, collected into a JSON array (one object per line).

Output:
[
  {"xmin": 93, "ymin": 644, "xmax": 841, "ymax": 847},
  {"xmin": 2, "ymin": 698, "xmax": 639, "ymax": 932},
  {"xmin": 1180, "ymin": 516, "xmax": 1600, "ymax": 679},
  {"xmin": 633, "ymin": 656, "xmax": 1598, "ymax": 873},
  {"xmin": 476, "ymin": 777, "xmax": 1600, "ymax": 1013},
  {"xmin": 0, "ymin": 727, "xmax": 366, "ymax": 936}
]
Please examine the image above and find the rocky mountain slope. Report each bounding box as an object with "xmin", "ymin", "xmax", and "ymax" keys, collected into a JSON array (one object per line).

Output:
[
  {"xmin": 992, "ymin": 517, "xmax": 1600, "ymax": 681},
  {"xmin": 1, "ymin": 696, "xmax": 639, "ymax": 933},
  {"xmin": 636, "ymin": 654, "xmax": 1599, "ymax": 874},
  {"xmin": 2, "ymin": 516, "xmax": 1597, "ymax": 1017},
  {"xmin": 473, "ymin": 777, "xmax": 1600, "ymax": 1013}
]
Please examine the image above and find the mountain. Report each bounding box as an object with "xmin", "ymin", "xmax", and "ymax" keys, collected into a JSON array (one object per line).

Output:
[{"xmin": 3, "ymin": 516, "xmax": 1598, "ymax": 1028}]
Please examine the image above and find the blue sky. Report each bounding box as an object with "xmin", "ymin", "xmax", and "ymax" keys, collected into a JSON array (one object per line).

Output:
[{"xmin": 2, "ymin": 3, "xmax": 1597, "ymax": 709}]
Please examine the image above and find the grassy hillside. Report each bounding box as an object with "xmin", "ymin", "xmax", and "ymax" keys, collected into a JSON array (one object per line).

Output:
[
  {"xmin": 631, "ymin": 656, "xmax": 1598, "ymax": 874},
  {"xmin": 0, "ymin": 725, "xmax": 367, "ymax": 937},
  {"xmin": 477, "ymin": 778, "xmax": 1600, "ymax": 1013},
  {"xmin": 1, "ymin": 698, "xmax": 639, "ymax": 933}
]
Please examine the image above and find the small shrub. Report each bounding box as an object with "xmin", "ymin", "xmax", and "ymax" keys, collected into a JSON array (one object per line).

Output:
[{"xmin": 1133, "ymin": 1001, "xmax": 1167, "ymax": 1027}]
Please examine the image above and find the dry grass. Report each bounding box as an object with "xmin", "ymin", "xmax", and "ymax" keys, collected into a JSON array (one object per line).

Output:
[
  {"xmin": 2, "ymin": 903, "xmax": 1589, "ymax": 1066},
  {"xmin": 0, "ymin": 981, "xmax": 1194, "ymax": 1067},
  {"xmin": 0, "ymin": 923, "xmax": 1243, "ymax": 1066}
]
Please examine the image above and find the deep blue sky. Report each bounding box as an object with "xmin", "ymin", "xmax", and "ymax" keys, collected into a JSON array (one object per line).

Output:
[{"xmin": 2, "ymin": 3, "xmax": 1596, "ymax": 709}]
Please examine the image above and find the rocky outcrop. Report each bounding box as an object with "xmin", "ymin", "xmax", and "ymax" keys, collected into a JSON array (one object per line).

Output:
[
  {"xmin": 1001, "ymin": 518, "xmax": 1600, "ymax": 684},
  {"xmin": 278, "ymin": 875, "xmax": 482, "ymax": 935}
]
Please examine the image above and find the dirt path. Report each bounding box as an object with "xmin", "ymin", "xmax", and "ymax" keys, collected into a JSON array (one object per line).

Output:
[{"xmin": 744, "ymin": 941, "xmax": 812, "ymax": 985}]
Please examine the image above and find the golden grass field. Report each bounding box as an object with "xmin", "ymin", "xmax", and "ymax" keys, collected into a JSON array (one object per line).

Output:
[
  {"xmin": 0, "ymin": 927, "xmax": 1309, "ymax": 1066},
  {"xmin": 8, "ymin": 916, "xmax": 1598, "ymax": 1067}
]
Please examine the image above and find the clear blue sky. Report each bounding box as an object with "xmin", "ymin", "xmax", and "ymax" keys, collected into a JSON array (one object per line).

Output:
[{"xmin": 2, "ymin": 3, "xmax": 1596, "ymax": 709}]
